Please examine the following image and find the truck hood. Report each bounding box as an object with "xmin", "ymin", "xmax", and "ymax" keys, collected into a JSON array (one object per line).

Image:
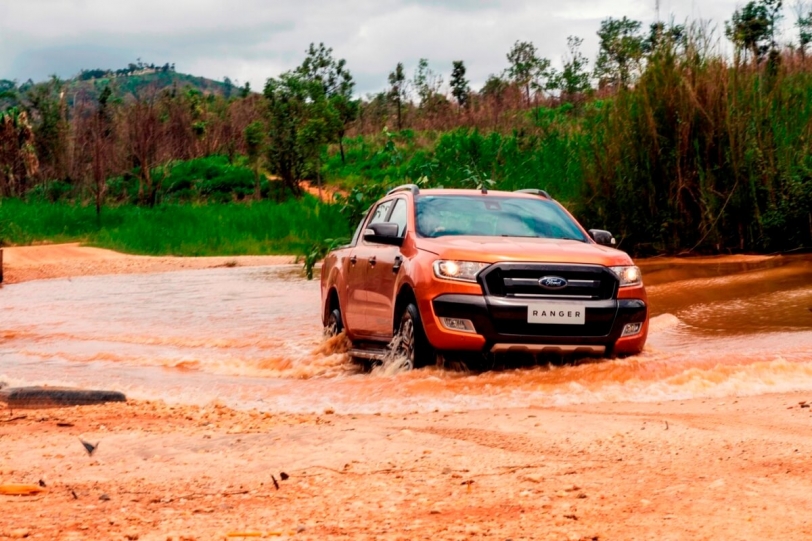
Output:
[{"xmin": 415, "ymin": 236, "xmax": 633, "ymax": 267}]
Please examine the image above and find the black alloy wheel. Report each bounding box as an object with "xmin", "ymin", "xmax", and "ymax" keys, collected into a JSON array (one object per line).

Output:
[
  {"xmin": 324, "ymin": 308, "xmax": 343, "ymax": 338},
  {"xmin": 394, "ymin": 303, "xmax": 433, "ymax": 370}
]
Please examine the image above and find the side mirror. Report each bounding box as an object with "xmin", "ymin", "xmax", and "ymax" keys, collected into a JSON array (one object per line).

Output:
[
  {"xmin": 363, "ymin": 222, "xmax": 403, "ymax": 246},
  {"xmin": 589, "ymin": 229, "xmax": 616, "ymax": 247}
]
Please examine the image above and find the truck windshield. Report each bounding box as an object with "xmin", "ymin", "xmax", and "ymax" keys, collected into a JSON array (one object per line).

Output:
[{"xmin": 415, "ymin": 195, "xmax": 587, "ymax": 241}]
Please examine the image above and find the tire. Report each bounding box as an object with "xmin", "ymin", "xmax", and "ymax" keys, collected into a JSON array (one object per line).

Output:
[
  {"xmin": 324, "ymin": 307, "xmax": 343, "ymax": 338},
  {"xmin": 393, "ymin": 303, "xmax": 434, "ymax": 370}
]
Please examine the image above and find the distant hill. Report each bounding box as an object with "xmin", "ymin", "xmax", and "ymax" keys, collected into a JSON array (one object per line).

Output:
[{"xmin": 2, "ymin": 62, "xmax": 239, "ymax": 107}]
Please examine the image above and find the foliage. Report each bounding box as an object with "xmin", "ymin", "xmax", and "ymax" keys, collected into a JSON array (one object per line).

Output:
[
  {"xmin": 726, "ymin": 0, "xmax": 783, "ymax": 61},
  {"xmin": 0, "ymin": 107, "xmax": 39, "ymax": 197},
  {"xmin": 263, "ymin": 73, "xmax": 337, "ymax": 196},
  {"xmin": 450, "ymin": 61, "xmax": 470, "ymax": 109},
  {"xmin": 594, "ymin": 17, "xmax": 646, "ymax": 87},
  {"xmin": 388, "ymin": 63, "xmax": 407, "ymax": 130},
  {"xmin": 579, "ymin": 25, "xmax": 812, "ymax": 253},
  {"xmin": 244, "ymin": 120, "xmax": 265, "ymax": 199},
  {"xmin": 798, "ymin": 3, "xmax": 812, "ymax": 54},
  {"xmin": 505, "ymin": 40, "xmax": 553, "ymax": 104},
  {"xmin": 296, "ymin": 42, "xmax": 359, "ymax": 163},
  {"xmin": 412, "ymin": 58, "xmax": 444, "ymax": 107},
  {"xmin": 300, "ymin": 237, "xmax": 350, "ymax": 280},
  {"xmin": 552, "ymin": 36, "xmax": 591, "ymax": 100}
]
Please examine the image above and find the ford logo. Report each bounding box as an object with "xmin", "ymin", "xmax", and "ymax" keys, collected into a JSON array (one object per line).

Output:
[{"xmin": 539, "ymin": 276, "xmax": 568, "ymax": 290}]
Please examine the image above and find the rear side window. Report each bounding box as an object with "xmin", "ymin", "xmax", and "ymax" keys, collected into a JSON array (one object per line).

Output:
[
  {"xmin": 368, "ymin": 200, "xmax": 394, "ymax": 226},
  {"xmin": 388, "ymin": 198, "xmax": 408, "ymax": 236}
]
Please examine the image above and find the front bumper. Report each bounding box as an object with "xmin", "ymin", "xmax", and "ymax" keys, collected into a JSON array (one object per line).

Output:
[{"xmin": 422, "ymin": 293, "xmax": 648, "ymax": 356}]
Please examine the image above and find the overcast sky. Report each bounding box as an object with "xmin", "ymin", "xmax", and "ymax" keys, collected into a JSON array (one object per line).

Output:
[{"xmin": 0, "ymin": 0, "xmax": 801, "ymax": 95}]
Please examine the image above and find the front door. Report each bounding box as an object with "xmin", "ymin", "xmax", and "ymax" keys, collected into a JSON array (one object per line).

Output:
[
  {"xmin": 346, "ymin": 199, "xmax": 395, "ymax": 336},
  {"xmin": 364, "ymin": 198, "xmax": 408, "ymax": 337}
]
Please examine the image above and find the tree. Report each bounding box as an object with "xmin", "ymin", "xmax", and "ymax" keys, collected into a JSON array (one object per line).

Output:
[
  {"xmin": 0, "ymin": 107, "xmax": 38, "ymax": 197},
  {"xmin": 126, "ymin": 97, "xmax": 161, "ymax": 206},
  {"xmin": 296, "ymin": 43, "xmax": 358, "ymax": 163},
  {"xmin": 646, "ymin": 22, "xmax": 686, "ymax": 54},
  {"xmin": 505, "ymin": 40, "xmax": 552, "ymax": 105},
  {"xmin": 90, "ymin": 86, "xmax": 114, "ymax": 218},
  {"xmin": 553, "ymin": 36, "xmax": 591, "ymax": 100},
  {"xmin": 480, "ymin": 74, "xmax": 510, "ymax": 127},
  {"xmin": 244, "ymin": 120, "xmax": 265, "ymax": 200},
  {"xmin": 450, "ymin": 61, "xmax": 470, "ymax": 110},
  {"xmin": 796, "ymin": 1, "xmax": 812, "ymax": 55},
  {"xmin": 26, "ymin": 76, "xmax": 69, "ymax": 180},
  {"xmin": 412, "ymin": 58, "xmax": 444, "ymax": 107},
  {"xmin": 0, "ymin": 80, "xmax": 17, "ymax": 104},
  {"xmin": 725, "ymin": 0, "xmax": 783, "ymax": 62},
  {"xmin": 388, "ymin": 62, "xmax": 407, "ymax": 130},
  {"xmin": 594, "ymin": 17, "xmax": 646, "ymax": 87},
  {"xmin": 263, "ymin": 73, "xmax": 338, "ymax": 198}
]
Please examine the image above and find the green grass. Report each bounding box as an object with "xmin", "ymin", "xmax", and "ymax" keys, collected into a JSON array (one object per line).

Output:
[
  {"xmin": 322, "ymin": 123, "xmax": 585, "ymax": 205},
  {"xmin": 0, "ymin": 198, "xmax": 350, "ymax": 256}
]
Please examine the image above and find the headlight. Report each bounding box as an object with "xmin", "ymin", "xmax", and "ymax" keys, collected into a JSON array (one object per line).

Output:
[
  {"xmin": 610, "ymin": 265, "xmax": 643, "ymax": 287},
  {"xmin": 433, "ymin": 260, "xmax": 490, "ymax": 283}
]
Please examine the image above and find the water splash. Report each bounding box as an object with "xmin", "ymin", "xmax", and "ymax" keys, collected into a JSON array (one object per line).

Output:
[{"xmin": 1, "ymin": 256, "xmax": 811, "ymax": 413}]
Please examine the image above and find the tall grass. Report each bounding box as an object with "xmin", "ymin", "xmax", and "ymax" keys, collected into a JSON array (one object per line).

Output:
[
  {"xmin": 323, "ymin": 32, "xmax": 812, "ymax": 254},
  {"xmin": 0, "ymin": 198, "xmax": 349, "ymax": 256},
  {"xmin": 323, "ymin": 116, "xmax": 586, "ymax": 204},
  {"xmin": 579, "ymin": 37, "xmax": 812, "ymax": 254}
]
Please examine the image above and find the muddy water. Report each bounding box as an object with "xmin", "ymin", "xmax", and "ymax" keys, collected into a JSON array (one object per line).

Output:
[{"xmin": 1, "ymin": 256, "xmax": 811, "ymax": 413}]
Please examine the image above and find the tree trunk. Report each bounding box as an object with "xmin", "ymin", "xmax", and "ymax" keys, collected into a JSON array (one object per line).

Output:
[{"xmin": 254, "ymin": 163, "xmax": 262, "ymax": 201}]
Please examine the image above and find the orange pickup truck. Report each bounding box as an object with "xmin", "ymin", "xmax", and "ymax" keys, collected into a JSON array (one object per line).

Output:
[{"xmin": 321, "ymin": 186, "xmax": 648, "ymax": 369}]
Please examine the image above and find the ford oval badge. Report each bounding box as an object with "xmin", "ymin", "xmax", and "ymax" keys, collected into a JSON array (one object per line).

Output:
[{"xmin": 539, "ymin": 276, "xmax": 568, "ymax": 290}]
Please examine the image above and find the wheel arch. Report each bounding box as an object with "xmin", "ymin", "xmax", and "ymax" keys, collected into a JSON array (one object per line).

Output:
[
  {"xmin": 323, "ymin": 287, "xmax": 341, "ymax": 326},
  {"xmin": 393, "ymin": 283, "xmax": 418, "ymax": 333}
]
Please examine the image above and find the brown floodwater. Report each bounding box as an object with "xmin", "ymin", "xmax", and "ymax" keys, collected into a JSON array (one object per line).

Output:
[{"xmin": 1, "ymin": 255, "xmax": 811, "ymax": 413}]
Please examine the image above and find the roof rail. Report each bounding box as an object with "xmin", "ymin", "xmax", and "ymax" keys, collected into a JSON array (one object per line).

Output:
[
  {"xmin": 515, "ymin": 188, "xmax": 551, "ymax": 199},
  {"xmin": 387, "ymin": 184, "xmax": 421, "ymax": 196}
]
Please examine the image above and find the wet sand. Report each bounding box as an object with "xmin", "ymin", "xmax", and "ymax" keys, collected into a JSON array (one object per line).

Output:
[
  {"xmin": 2, "ymin": 245, "xmax": 812, "ymax": 539},
  {"xmin": 1, "ymin": 243, "xmax": 296, "ymax": 284}
]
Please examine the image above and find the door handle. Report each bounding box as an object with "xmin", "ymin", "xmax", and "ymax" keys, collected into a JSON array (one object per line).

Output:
[
  {"xmin": 350, "ymin": 255, "xmax": 357, "ymax": 265},
  {"xmin": 393, "ymin": 256, "xmax": 403, "ymax": 273},
  {"xmin": 368, "ymin": 256, "xmax": 377, "ymax": 267}
]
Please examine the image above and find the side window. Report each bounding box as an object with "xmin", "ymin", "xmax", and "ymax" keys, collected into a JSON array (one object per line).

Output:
[
  {"xmin": 350, "ymin": 216, "xmax": 366, "ymax": 246},
  {"xmin": 368, "ymin": 200, "xmax": 394, "ymax": 227},
  {"xmin": 388, "ymin": 198, "xmax": 408, "ymax": 237}
]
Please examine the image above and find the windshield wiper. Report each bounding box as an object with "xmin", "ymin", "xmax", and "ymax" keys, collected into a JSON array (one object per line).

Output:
[{"xmin": 555, "ymin": 236, "xmax": 587, "ymax": 243}]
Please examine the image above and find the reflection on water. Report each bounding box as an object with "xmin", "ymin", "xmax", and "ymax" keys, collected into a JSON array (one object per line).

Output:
[{"xmin": 1, "ymin": 256, "xmax": 811, "ymax": 413}]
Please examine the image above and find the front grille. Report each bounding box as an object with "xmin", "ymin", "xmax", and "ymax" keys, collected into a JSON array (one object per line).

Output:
[{"xmin": 480, "ymin": 263, "xmax": 618, "ymax": 300}]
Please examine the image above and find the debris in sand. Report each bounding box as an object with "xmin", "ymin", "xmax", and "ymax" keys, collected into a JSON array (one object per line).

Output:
[
  {"xmin": 0, "ymin": 386, "xmax": 126, "ymax": 409},
  {"xmin": 0, "ymin": 484, "xmax": 47, "ymax": 496},
  {"xmin": 79, "ymin": 438, "xmax": 100, "ymax": 457}
]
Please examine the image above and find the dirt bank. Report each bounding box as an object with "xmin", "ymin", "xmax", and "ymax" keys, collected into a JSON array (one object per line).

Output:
[
  {"xmin": 2, "ymin": 392, "xmax": 811, "ymax": 540},
  {"xmin": 1, "ymin": 243, "xmax": 296, "ymax": 284}
]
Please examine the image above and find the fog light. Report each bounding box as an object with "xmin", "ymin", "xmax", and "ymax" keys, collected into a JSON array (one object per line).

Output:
[
  {"xmin": 440, "ymin": 317, "xmax": 476, "ymax": 333},
  {"xmin": 622, "ymin": 323, "xmax": 643, "ymax": 337}
]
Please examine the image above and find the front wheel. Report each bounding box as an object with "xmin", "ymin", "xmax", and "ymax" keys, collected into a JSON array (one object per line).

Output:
[
  {"xmin": 392, "ymin": 303, "xmax": 434, "ymax": 370},
  {"xmin": 324, "ymin": 308, "xmax": 343, "ymax": 338}
]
